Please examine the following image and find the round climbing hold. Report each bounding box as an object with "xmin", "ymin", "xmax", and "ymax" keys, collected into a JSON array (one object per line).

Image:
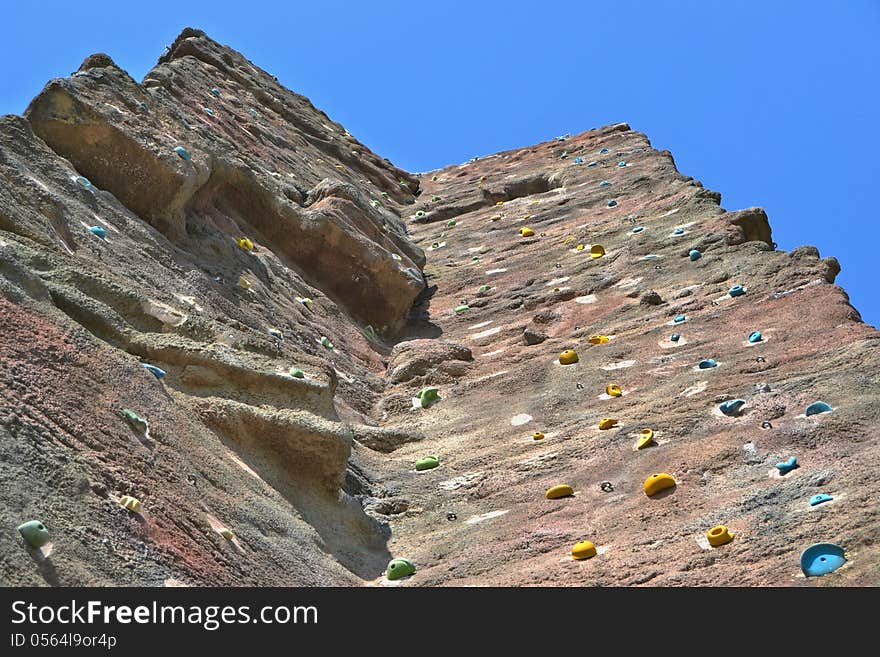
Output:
[
  {"xmin": 800, "ymin": 543, "xmax": 846, "ymax": 577},
  {"xmin": 632, "ymin": 226, "xmax": 644, "ymax": 233},
  {"xmin": 698, "ymin": 359, "xmax": 718, "ymax": 369},
  {"xmin": 415, "ymin": 210, "xmax": 426, "ymax": 219},
  {"xmin": 478, "ymin": 285, "xmax": 491, "ymax": 293},
  {"xmin": 606, "ymin": 384, "xmax": 622, "ymax": 397},
  {"xmin": 532, "ymin": 431, "xmax": 545, "ymax": 441},
  {"xmin": 122, "ymin": 409, "xmax": 148, "ymax": 433},
  {"xmin": 120, "ymin": 495, "xmax": 142, "ymax": 513},
  {"xmin": 545, "ymin": 484, "xmax": 574, "ymax": 499},
  {"xmin": 210, "ymin": 87, "xmax": 221, "ymax": 96},
  {"xmin": 419, "ymin": 386, "xmax": 441, "ymax": 408},
  {"xmin": 805, "ymin": 401, "xmax": 833, "ymax": 416},
  {"xmin": 706, "ymin": 525, "xmax": 734, "ymax": 547},
  {"xmin": 203, "ymin": 107, "xmax": 214, "ymax": 116},
  {"xmin": 672, "ymin": 227, "xmax": 684, "ymax": 235},
  {"xmin": 688, "ymin": 250, "xmax": 702, "ymax": 261},
  {"xmin": 519, "ymin": 227, "xmax": 535, "ymax": 237},
  {"xmin": 761, "ymin": 420, "xmax": 773, "ymax": 429},
  {"xmin": 587, "ymin": 334, "xmax": 609, "ymax": 344},
  {"xmin": 386, "ymin": 558, "xmax": 416, "ymax": 580},
  {"xmin": 454, "ymin": 304, "xmax": 470, "ymax": 314},
  {"xmin": 618, "ymin": 161, "xmax": 626, "ymax": 167},
  {"xmin": 142, "ymin": 364, "xmax": 165, "ymax": 379},
  {"xmin": 415, "ymin": 455, "xmax": 440, "ymax": 471},
  {"xmin": 572, "ymin": 540, "xmax": 597, "ymax": 560},
  {"xmin": 575, "ymin": 243, "xmax": 586, "ymax": 251},
  {"xmin": 728, "ymin": 284, "xmax": 746, "ymax": 297},
  {"xmin": 775, "ymin": 456, "xmax": 798, "ymax": 475},
  {"xmin": 237, "ymin": 237, "xmax": 254, "ymax": 250},
  {"xmin": 320, "ymin": 336, "xmax": 334, "ymax": 349},
  {"xmin": 268, "ymin": 328, "xmax": 283, "ymax": 340},
  {"xmin": 670, "ymin": 333, "xmax": 681, "ymax": 342},
  {"xmin": 17, "ymin": 520, "xmax": 50, "ymax": 549},
  {"xmin": 289, "ymin": 368, "xmax": 305, "ymax": 378},
  {"xmin": 559, "ymin": 349, "xmax": 579, "ymax": 365},
  {"xmin": 589, "ymin": 244, "xmax": 605, "ymax": 259},
  {"xmin": 88, "ymin": 225, "xmax": 106, "ymax": 239},
  {"xmin": 238, "ymin": 275, "xmax": 251, "ymax": 290},
  {"xmin": 636, "ymin": 428, "xmax": 654, "ymax": 450},
  {"xmin": 607, "ymin": 199, "xmax": 617, "ymax": 208},
  {"xmin": 599, "ymin": 180, "xmax": 611, "ymax": 187},
  {"xmin": 810, "ymin": 494, "xmax": 833, "ymax": 507},
  {"xmin": 599, "ymin": 148, "xmax": 609, "ymax": 154},
  {"xmin": 644, "ymin": 473, "xmax": 676, "ymax": 497},
  {"xmin": 719, "ymin": 399, "xmax": 745, "ymax": 416},
  {"xmin": 598, "ymin": 418, "xmax": 618, "ymax": 430},
  {"xmin": 447, "ymin": 512, "xmax": 457, "ymax": 521},
  {"xmin": 748, "ymin": 331, "xmax": 763, "ymax": 343},
  {"xmin": 173, "ymin": 146, "xmax": 191, "ymax": 161}
]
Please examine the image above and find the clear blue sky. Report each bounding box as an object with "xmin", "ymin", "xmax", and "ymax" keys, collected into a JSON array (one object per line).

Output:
[{"xmin": 3, "ymin": 1, "xmax": 878, "ymax": 327}]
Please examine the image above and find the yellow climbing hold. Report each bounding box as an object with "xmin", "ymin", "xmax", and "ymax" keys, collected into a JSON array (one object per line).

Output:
[
  {"xmin": 706, "ymin": 525, "xmax": 734, "ymax": 547},
  {"xmin": 522, "ymin": 215, "xmax": 531, "ymax": 220},
  {"xmin": 219, "ymin": 528, "xmax": 234, "ymax": 540},
  {"xmin": 490, "ymin": 214, "xmax": 502, "ymax": 221},
  {"xmin": 237, "ymin": 237, "xmax": 254, "ymax": 251},
  {"xmin": 545, "ymin": 484, "xmax": 574, "ymax": 499},
  {"xmin": 562, "ymin": 236, "xmax": 575, "ymax": 244},
  {"xmin": 576, "ymin": 243, "xmax": 585, "ymax": 251},
  {"xmin": 571, "ymin": 540, "xmax": 597, "ymax": 560},
  {"xmin": 496, "ymin": 201, "xmax": 504, "ymax": 206},
  {"xmin": 519, "ymin": 227, "xmax": 535, "ymax": 237},
  {"xmin": 636, "ymin": 428, "xmax": 654, "ymax": 450},
  {"xmin": 643, "ymin": 473, "xmax": 676, "ymax": 496},
  {"xmin": 588, "ymin": 335, "xmax": 609, "ymax": 344},
  {"xmin": 238, "ymin": 275, "xmax": 251, "ymax": 290},
  {"xmin": 606, "ymin": 384, "xmax": 622, "ymax": 397},
  {"xmin": 590, "ymin": 244, "xmax": 605, "ymax": 259},
  {"xmin": 559, "ymin": 349, "xmax": 579, "ymax": 365},
  {"xmin": 532, "ymin": 431, "xmax": 545, "ymax": 441},
  {"xmin": 120, "ymin": 495, "xmax": 142, "ymax": 513},
  {"xmin": 598, "ymin": 418, "xmax": 618, "ymax": 430}
]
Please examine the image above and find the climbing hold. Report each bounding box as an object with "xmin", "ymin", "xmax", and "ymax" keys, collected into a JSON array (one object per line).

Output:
[
  {"xmin": 545, "ymin": 484, "xmax": 574, "ymax": 499},
  {"xmin": 122, "ymin": 409, "xmax": 148, "ymax": 433},
  {"xmin": 587, "ymin": 335, "xmax": 609, "ymax": 344},
  {"xmin": 599, "ymin": 148, "xmax": 609, "ymax": 154},
  {"xmin": 632, "ymin": 226, "xmax": 644, "ymax": 233},
  {"xmin": 210, "ymin": 87, "xmax": 221, "ymax": 96},
  {"xmin": 559, "ymin": 349, "xmax": 579, "ymax": 365},
  {"xmin": 142, "ymin": 364, "xmax": 165, "ymax": 379},
  {"xmin": 673, "ymin": 315, "xmax": 686, "ymax": 323},
  {"xmin": 719, "ymin": 399, "xmax": 745, "ymax": 416},
  {"xmin": 173, "ymin": 146, "xmax": 191, "ymax": 161},
  {"xmin": 519, "ymin": 227, "xmax": 535, "ymax": 237},
  {"xmin": 386, "ymin": 558, "xmax": 416, "ymax": 580},
  {"xmin": 237, "ymin": 237, "xmax": 254, "ymax": 251},
  {"xmin": 644, "ymin": 473, "xmax": 676, "ymax": 496},
  {"xmin": 698, "ymin": 359, "xmax": 718, "ymax": 369},
  {"xmin": 728, "ymin": 284, "xmax": 746, "ymax": 297},
  {"xmin": 589, "ymin": 244, "xmax": 605, "ymax": 259},
  {"xmin": 238, "ymin": 275, "xmax": 251, "ymax": 290},
  {"xmin": 576, "ymin": 243, "xmax": 585, "ymax": 251},
  {"xmin": 805, "ymin": 401, "xmax": 833, "ymax": 416},
  {"xmin": 748, "ymin": 331, "xmax": 763, "ymax": 343},
  {"xmin": 415, "ymin": 210, "xmax": 427, "ymax": 219},
  {"xmin": 73, "ymin": 175, "xmax": 92, "ymax": 189},
  {"xmin": 607, "ymin": 199, "xmax": 617, "ymax": 208},
  {"xmin": 573, "ymin": 157, "xmax": 584, "ymax": 164},
  {"xmin": 478, "ymin": 285, "xmax": 491, "ymax": 293},
  {"xmin": 810, "ymin": 494, "xmax": 833, "ymax": 507},
  {"xmin": 203, "ymin": 107, "xmax": 214, "ymax": 116},
  {"xmin": 598, "ymin": 418, "xmax": 618, "ymax": 430},
  {"xmin": 289, "ymin": 368, "xmax": 305, "ymax": 378},
  {"xmin": 415, "ymin": 455, "xmax": 440, "ymax": 471},
  {"xmin": 606, "ymin": 384, "xmax": 622, "ymax": 397},
  {"xmin": 363, "ymin": 325, "xmax": 376, "ymax": 340},
  {"xmin": 761, "ymin": 420, "xmax": 773, "ymax": 429},
  {"xmin": 219, "ymin": 528, "xmax": 234, "ymax": 540},
  {"xmin": 248, "ymin": 108, "xmax": 259, "ymax": 118},
  {"xmin": 706, "ymin": 525, "xmax": 734, "ymax": 547},
  {"xmin": 800, "ymin": 543, "xmax": 846, "ymax": 577},
  {"xmin": 599, "ymin": 180, "xmax": 611, "ymax": 187},
  {"xmin": 689, "ymin": 249, "xmax": 702, "ymax": 261},
  {"xmin": 391, "ymin": 253, "xmax": 402, "ymax": 261},
  {"xmin": 560, "ymin": 151, "xmax": 569, "ymax": 159},
  {"xmin": 320, "ymin": 336, "xmax": 334, "ymax": 349},
  {"xmin": 419, "ymin": 386, "xmax": 441, "ymax": 408},
  {"xmin": 532, "ymin": 432, "xmax": 545, "ymax": 441},
  {"xmin": 756, "ymin": 356, "xmax": 766, "ymax": 363},
  {"xmin": 454, "ymin": 304, "xmax": 470, "ymax": 313},
  {"xmin": 636, "ymin": 428, "xmax": 655, "ymax": 450},
  {"xmin": 587, "ymin": 161, "xmax": 597, "ymax": 167},
  {"xmin": 88, "ymin": 225, "xmax": 106, "ymax": 239},
  {"xmin": 432, "ymin": 195, "xmax": 442, "ymax": 202},
  {"xmin": 17, "ymin": 521, "xmax": 50, "ymax": 549},
  {"xmin": 670, "ymin": 333, "xmax": 681, "ymax": 342},
  {"xmin": 268, "ymin": 328, "xmax": 283, "ymax": 340},
  {"xmin": 775, "ymin": 456, "xmax": 798, "ymax": 475},
  {"xmin": 120, "ymin": 495, "xmax": 142, "ymax": 513},
  {"xmin": 137, "ymin": 101, "xmax": 149, "ymax": 111},
  {"xmin": 446, "ymin": 512, "xmax": 457, "ymax": 521},
  {"xmin": 447, "ymin": 219, "xmax": 457, "ymax": 227},
  {"xmin": 299, "ymin": 297, "xmax": 313, "ymax": 310},
  {"xmin": 600, "ymin": 481, "xmax": 614, "ymax": 492},
  {"xmin": 572, "ymin": 540, "xmax": 597, "ymax": 560},
  {"xmin": 672, "ymin": 227, "xmax": 684, "ymax": 235},
  {"xmin": 618, "ymin": 161, "xmax": 626, "ymax": 167}
]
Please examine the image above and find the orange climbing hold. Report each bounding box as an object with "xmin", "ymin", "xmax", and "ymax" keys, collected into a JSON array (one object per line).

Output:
[
  {"xmin": 598, "ymin": 418, "xmax": 618, "ymax": 430},
  {"xmin": 588, "ymin": 335, "xmax": 609, "ymax": 344},
  {"xmin": 606, "ymin": 384, "xmax": 622, "ymax": 397},
  {"xmin": 519, "ymin": 227, "xmax": 535, "ymax": 237},
  {"xmin": 559, "ymin": 349, "xmax": 579, "ymax": 365},
  {"xmin": 590, "ymin": 244, "xmax": 605, "ymax": 259},
  {"xmin": 643, "ymin": 473, "xmax": 676, "ymax": 496},
  {"xmin": 545, "ymin": 484, "xmax": 574, "ymax": 499},
  {"xmin": 571, "ymin": 540, "xmax": 597, "ymax": 560}
]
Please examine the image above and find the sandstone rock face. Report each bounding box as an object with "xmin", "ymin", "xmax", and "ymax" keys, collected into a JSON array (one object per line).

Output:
[{"xmin": 1, "ymin": 29, "xmax": 878, "ymax": 587}]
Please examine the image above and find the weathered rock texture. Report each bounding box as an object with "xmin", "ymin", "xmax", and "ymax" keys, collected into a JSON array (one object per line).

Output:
[{"xmin": 1, "ymin": 29, "xmax": 878, "ymax": 587}]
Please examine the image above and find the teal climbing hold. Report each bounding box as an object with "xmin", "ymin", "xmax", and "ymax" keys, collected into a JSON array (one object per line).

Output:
[
  {"xmin": 810, "ymin": 494, "xmax": 833, "ymax": 507},
  {"xmin": 415, "ymin": 455, "xmax": 440, "ymax": 471},
  {"xmin": 73, "ymin": 175, "xmax": 92, "ymax": 189},
  {"xmin": 173, "ymin": 146, "xmax": 191, "ymax": 161},
  {"xmin": 698, "ymin": 359, "xmax": 718, "ymax": 369},
  {"xmin": 137, "ymin": 101, "xmax": 149, "ymax": 111},
  {"xmin": 122, "ymin": 409, "xmax": 148, "ymax": 433},
  {"xmin": 607, "ymin": 199, "xmax": 617, "ymax": 207},
  {"xmin": 689, "ymin": 249, "xmax": 702, "ymax": 261},
  {"xmin": 775, "ymin": 456, "xmax": 798, "ymax": 475},
  {"xmin": 321, "ymin": 336, "xmax": 334, "ymax": 349},
  {"xmin": 632, "ymin": 226, "xmax": 644, "ymax": 233},
  {"xmin": 587, "ymin": 161, "xmax": 597, "ymax": 167},
  {"xmin": 574, "ymin": 157, "xmax": 584, "ymax": 164},
  {"xmin": 289, "ymin": 368, "xmax": 305, "ymax": 378},
  {"xmin": 719, "ymin": 399, "xmax": 745, "ymax": 416},
  {"xmin": 599, "ymin": 148, "xmax": 609, "ymax": 154},
  {"xmin": 248, "ymin": 108, "xmax": 259, "ymax": 117},
  {"xmin": 806, "ymin": 401, "xmax": 833, "ymax": 416},
  {"xmin": 203, "ymin": 107, "xmax": 214, "ymax": 116},
  {"xmin": 800, "ymin": 543, "xmax": 846, "ymax": 577},
  {"xmin": 88, "ymin": 226, "xmax": 106, "ymax": 239},
  {"xmin": 670, "ymin": 333, "xmax": 681, "ymax": 342},
  {"xmin": 386, "ymin": 558, "xmax": 416, "ymax": 580},
  {"xmin": 672, "ymin": 227, "xmax": 684, "ymax": 235},
  {"xmin": 618, "ymin": 160, "xmax": 626, "ymax": 167},
  {"xmin": 673, "ymin": 314, "xmax": 686, "ymax": 323},
  {"xmin": 748, "ymin": 331, "xmax": 763, "ymax": 343},
  {"xmin": 17, "ymin": 521, "xmax": 50, "ymax": 549},
  {"xmin": 210, "ymin": 87, "xmax": 221, "ymax": 96},
  {"xmin": 599, "ymin": 180, "xmax": 611, "ymax": 187},
  {"xmin": 142, "ymin": 364, "xmax": 165, "ymax": 379},
  {"xmin": 729, "ymin": 284, "xmax": 746, "ymax": 297},
  {"xmin": 419, "ymin": 386, "xmax": 440, "ymax": 408},
  {"xmin": 454, "ymin": 305, "xmax": 470, "ymax": 313},
  {"xmin": 478, "ymin": 285, "xmax": 491, "ymax": 293}
]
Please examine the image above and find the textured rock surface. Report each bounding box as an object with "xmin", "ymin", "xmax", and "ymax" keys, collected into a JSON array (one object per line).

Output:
[{"xmin": 1, "ymin": 29, "xmax": 878, "ymax": 587}]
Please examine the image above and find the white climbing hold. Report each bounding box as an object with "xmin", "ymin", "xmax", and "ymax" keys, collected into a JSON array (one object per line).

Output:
[
  {"xmin": 574, "ymin": 295, "xmax": 597, "ymax": 304},
  {"xmin": 510, "ymin": 413, "xmax": 533, "ymax": 426},
  {"xmin": 486, "ymin": 268, "xmax": 508, "ymax": 275}
]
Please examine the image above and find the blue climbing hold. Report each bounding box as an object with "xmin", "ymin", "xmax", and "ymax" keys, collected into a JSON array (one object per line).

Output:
[
  {"xmin": 670, "ymin": 333, "xmax": 681, "ymax": 342},
  {"xmin": 137, "ymin": 101, "xmax": 149, "ymax": 111},
  {"xmin": 809, "ymin": 494, "xmax": 833, "ymax": 507},
  {"xmin": 800, "ymin": 543, "xmax": 846, "ymax": 577},
  {"xmin": 587, "ymin": 161, "xmax": 598, "ymax": 167},
  {"xmin": 573, "ymin": 157, "xmax": 583, "ymax": 164},
  {"xmin": 607, "ymin": 199, "xmax": 617, "ymax": 208},
  {"xmin": 203, "ymin": 107, "xmax": 214, "ymax": 116},
  {"xmin": 599, "ymin": 148, "xmax": 609, "ymax": 154},
  {"xmin": 689, "ymin": 249, "xmax": 702, "ymax": 261},
  {"xmin": 248, "ymin": 108, "xmax": 259, "ymax": 117},
  {"xmin": 618, "ymin": 161, "xmax": 626, "ymax": 167},
  {"xmin": 719, "ymin": 399, "xmax": 746, "ymax": 416},
  {"xmin": 142, "ymin": 364, "xmax": 166, "ymax": 379},
  {"xmin": 173, "ymin": 146, "xmax": 191, "ymax": 161},
  {"xmin": 805, "ymin": 401, "xmax": 833, "ymax": 416},
  {"xmin": 210, "ymin": 87, "xmax": 221, "ymax": 96},
  {"xmin": 88, "ymin": 226, "xmax": 106, "ymax": 239},
  {"xmin": 748, "ymin": 331, "xmax": 763, "ymax": 343},
  {"xmin": 775, "ymin": 456, "xmax": 798, "ymax": 475},
  {"xmin": 672, "ymin": 227, "xmax": 684, "ymax": 235},
  {"xmin": 632, "ymin": 226, "xmax": 644, "ymax": 233},
  {"xmin": 729, "ymin": 284, "xmax": 746, "ymax": 297},
  {"xmin": 698, "ymin": 359, "xmax": 718, "ymax": 369},
  {"xmin": 599, "ymin": 180, "xmax": 611, "ymax": 187},
  {"xmin": 673, "ymin": 314, "xmax": 686, "ymax": 323}
]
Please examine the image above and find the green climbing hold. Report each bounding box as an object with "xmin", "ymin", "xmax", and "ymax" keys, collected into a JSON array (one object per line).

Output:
[
  {"xmin": 432, "ymin": 196, "xmax": 441, "ymax": 202},
  {"xmin": 454, "ymin": 304, "xmax": 470, "ymax": 313},
  {"xmin": 289, "ymin": 368, "xmax": 305, "ymax": 378},
  {"xmin": 415, "ymin": 210, "xmax": 426, "ymax": 218},
  {"xmin": 122, "ymin": 409, "xmax": 148, "ymax": 433},
  {"xmin": 386, "ymin": 558, "xmax": 416, "ymax": 580},
  {"xmin": 415, "ymin": 455, "xmax": 440, "ymax": 471},
  {"xmin": 447, "ymin": 219, "xmax": 457, "ymax": 227},
  {"xmin": 419, "ymin": 386, "xmax": 441, "ymax": 408},
  {"xmin": 17, "ymin": 520, "xmax": 50, "ymax": 549},
  {"xmin": 363, "ymin": 325, "xmax": 377, "ymax": 339},
  {"xmin": 479, "ymin": 285, "xmax": 491, "ymax": 293},
  {"xmin": 321, "ymin": 336, "xmax": 334, "ymax": 349}
]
